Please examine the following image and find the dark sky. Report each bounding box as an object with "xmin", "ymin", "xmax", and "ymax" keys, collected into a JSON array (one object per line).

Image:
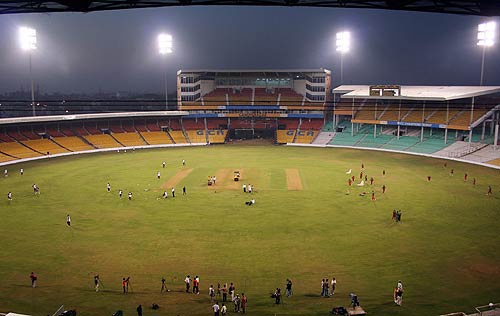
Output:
[{"xmin": 0, "ymin": 7, "xmax": 498, "ymax": 94}]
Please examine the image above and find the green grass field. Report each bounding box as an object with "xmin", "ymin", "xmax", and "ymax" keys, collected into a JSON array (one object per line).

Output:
[{"xmin": 1, "ymin": 145, "xmax": 499, "ymax": 316}]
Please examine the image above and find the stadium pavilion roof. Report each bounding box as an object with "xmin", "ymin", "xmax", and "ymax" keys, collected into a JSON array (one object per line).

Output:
[
  {"xmin": 0, "ymin": 0, "xmax": 499, "ymax": 16},
  {"xmin": 0, "ymin": 111, "xmax": 189, "ymax": 125},
  {"xmin": 178, "ymin": 69, "xmax": 330, "ymax": 76},
  {"xmin": 333, "ymin": 85, "xmax": 500, "ymax": 101}
]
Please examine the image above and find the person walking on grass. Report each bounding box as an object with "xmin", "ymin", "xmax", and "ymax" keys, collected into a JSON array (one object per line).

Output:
[
  {"xmin": 94, "ymin": 274, "xmax": 100, "ymax": 292},
  {"xmin": 209, "ymin": 285, "xmax": 215, "ymax": 302},
  {"xmin": 222, "ymin": 283, "xmax": 228, "ymax": 302},
  {"xmin": 161, "ymin": 277, "xmax": 167, "ymax": 293},
  {"xmin": 212, "ymin": 301, "xmax": 220, "ymax": 316},
  {"xmin": 136, "ymin": 304, "xmax": 142, "ymax": 316},
  {"xmin": 331, "ymin": 277, "xmax": 336, "ymax": 295},
  {"xmin": 286, "ymin": 279, "xmax": 293, "ymax": 297},
  {"xmin": 122, "ymin": 278, "xmax": 127, "ymax": 294},
  {"xmin": 220, "ymin": 303, "xmax": 227, "ymax": 315},
  {"xmin": 66, "ymin": 214, "xmax": 71, "ymax": 227},
  {"xmin": 234, "ymin": 294, "xmax": 241, "ymax": 312},
  {"xmin": 241, "ymin": 293, "xmax": 247, "ymax": 314},
  {"xmin": 30, "ymin": 272, "xmax": 37, "ymax": 288},
  {"xmin": 185, "ymin": 275, "xmax": 191, "ymax": 293}
]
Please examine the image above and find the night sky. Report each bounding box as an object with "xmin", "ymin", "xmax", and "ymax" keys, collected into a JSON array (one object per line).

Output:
[{"xmin": 0, "ymin": 7, "xmax": 498, "ymax": 94}]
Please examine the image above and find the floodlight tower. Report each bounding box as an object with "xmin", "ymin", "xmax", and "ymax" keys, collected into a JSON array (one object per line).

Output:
[
  {"xmin": 477, "ymin": 21, "xmax": 496, "ymax": 86},
  {"xmin": 336, "ymin": 31, "xmax": 350, "ymax": 84},
  {"xmin": 19, "ymin": 26, "xmax": 37, "ymax": 116},
  {"xmin": 158, "ymin": 33, "xmax": 173, "ymax": 110}
]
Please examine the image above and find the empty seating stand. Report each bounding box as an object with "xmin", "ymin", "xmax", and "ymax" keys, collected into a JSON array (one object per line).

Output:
[
  {"xmin": 52, "ymin": 136, "xmax": 94, "ymax": 152},
  {"xmin": 84, "ymin": 134, "xmax": 122, "ymax": 149},
  {"xmin": 140, "ymin": 131, "xmax": 173, "ymax": 145},
  {"xmin": 112, "ymin": 132, "xmax": 146, "ymax": 146}
]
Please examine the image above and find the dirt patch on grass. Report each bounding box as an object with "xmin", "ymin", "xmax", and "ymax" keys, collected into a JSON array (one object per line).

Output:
[
  {"xmin": 161, "ymin": 168, "xmax": 193, "ymax": 189},
  {"xmin": 207, "ymin": 168, "xmax": 232, "ymax": 190},
  {"xmin": 286, "ymin": 168, "xmax": 303, "ymax": 190},
  {"xmin": 225, "ymin": 169, "xmax": 245, "ymax": 190}
]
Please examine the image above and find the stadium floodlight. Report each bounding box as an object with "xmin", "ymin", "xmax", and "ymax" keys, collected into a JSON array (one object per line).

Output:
[
  {"xmin": 477, "ymin": 21, "xmax": 496, "ymax": 47},
  {"xmin": 158, "ymin": 33, "xmax": 173, "ymax": 55},
  {"xmin": 158, "ymin": 33, "xmax": 173, "ymax": 109},
  {"xmin": 336, "ymin": 31, "xmax": 350, "ymax": 84},
  {"xmin": 477, "ymin": 22, "xmax": 495, "ymax": 86},
  {"xmin": 336, "ymin": 31, "xmax": 350, "ymax": 53},
  {"xmin": 19, "ymin": 26, "xmax": 37, "ymax": 116}
]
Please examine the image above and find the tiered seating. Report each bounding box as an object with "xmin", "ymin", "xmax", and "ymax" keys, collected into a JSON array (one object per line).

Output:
[
  {"xmin": 254, "ymin": 88, "xmax": 278, "ymax": 106},
  {"xmin": 20, "ymin": 128, "xmax": 39, "ymax": 140},
  {"xmin": 110, "ymin": 124, "xmax": 124, "ymax": 133},
  {"xmin": 300, "ymin": 119, "xmax": 323, "ymax": 130},
  {"xmin": 294, "ymin": 130, "xmax": 317, "ymax": 144},
  {"xmin": 402, "ymin": 107, "xmax": 424, "ymax": 122},
  {"xmin": 0, "ymin": 142, "xmax": 41, "ymax": 158},
  {"xmin": 207, "ymin": 119, "xmax": 228, "ymax": 129},
  {"xmin": 121, "ymin": 121, "xmax": 136, "ymax": 133},
  {"xmin": 230, "ymin": 120, "xmax": 252, "ymax": 129},
  {"xmin": 140, "ymin": 131, "xmax": 173, "ymax": 145},
  {"xmin": 0, "ymin": 152, "xmax": 16, "ymax": 163},
  {"xmin": 169, "ymin": 130, "xmax": 188, "ymax": 143},
  {"xmin": 207, "ymin": 130, "xmax": 227, "ymax": 143},
  {"xmin": 449, "ymin": 109, "xmax": 489, "ymax": 127},
  {"xmin": 0, "ymin": 133, "xmax": 12, "ymax": 142},
  {"xmin": 279, "ymin": 119, "xmax": 300, "ymax": 129},
  {"xmin": 146, "ymin": 120, "xmax": 161, "ymax": 131},
  {"xmin": 182, "ymin": 119, "xmax": 205, "ymax": 130},
  {"xmin": 74, "ymin": 126, "xmax": 89, "ymax": 135},
  {"xmin": 354, "ymin": 102, "xmax": 378, "ymax": 121},
  {"xmin": 60, "ymin": 125, "xmax": 76, "ymax": 136},
  {"xmin": 22, "ymin": 139, "xmax": 69, "ymax": 155},
  {"xmin": 134, "ymin": 121, "xmax": 148, "ymax": 132},
  {"xmin": 378, "ymin": 104, "xmax": 410, "ymax": 121},
  {"xmin": 7, "ymin": 130, "xmax": 28, "ymax": 141},
  {"xmin": 276, "ymin": 130, "xmax": 295, "ymax": 143},
  {"xmin": 203, "ymin": 88, "xmax": 230, "ymax": 106},
  {"xmin": 84, "ymin": 134, "xmax": 122, "ymax": 149},
  {"xmin": 425, "ymin": 108, "xmax": 460, "ymax": 124},
  {"xmin": 46, "ymin": 127, "xmax": 65, "ymax": 137},
  {"xmin": 85, "ymin": 125, "xmax": 101, "ymax": 134},
  {"xmin": 279, "ymin": 88, "xmax": 303, "ymax": 106},
  {"xmin": 228, "ymin": 88, "xmax": 252, "ymax": 105},
  {"xmin": 169, "ymin": 119, "xmax": 182, "ymax": 130},
  {"xmin": 112, "ymin": 132, "xmax": 146, "ymax": 146},
  {"xmin": 334, "ymin": 102, "xmax": 354, "ymax": 116},
  {"xmin": 186, "ymin": 130, "xmax": 207, "ymax": 143},
  {"xmin": 52, "ymin": 136, "xmax": 94, "ymax": 151}
]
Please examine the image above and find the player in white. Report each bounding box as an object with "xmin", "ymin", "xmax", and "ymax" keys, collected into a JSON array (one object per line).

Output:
[
  {"xmin": 128, "ymin": 192, "xmax": 133, "ymax": 200},
  {"xmin": 182, "ymin": 159, "xmax": 186, "ymax": 166},
  {"xmin": 7, "ymin": 192, "xmax": 12, "ymax": 201},
  {"xmin": 20, "ymin": 168, "xmax": 24, "ymax": 175},
  {"xmin": 119, "ymin": 189, "xmax": 123, "ymax": 198},
  {"xmin": 66, "ymin": 214, "xmax": 71, "ymax": 226},
  {"xmin": 107, "ymin": 182, "xmax": 111, "ymax": 192},
  {"xmin": 248, "ymin": 184, "xmax": 252, "ymax": 193},
  {"xmin": 4, "ymin": 169, "xmax": 8, "ymax": 177},
  {"xmin": 171, "ymin": 187, "xmax": 175, "ymax": 198},
  {"xmin": 163, "ymin": 191, "xmax": 168, "ymax": 199},
  {"xmin": 162, "ymin": 161, "xmax": 166, "ymax": 168},
  {"xmin": 157, "ymin": 171, "xmax": 161, "ymax": 179},
  {"xmin": 33, "ymin": 184, "xmax": 40, "ymax": 195}
]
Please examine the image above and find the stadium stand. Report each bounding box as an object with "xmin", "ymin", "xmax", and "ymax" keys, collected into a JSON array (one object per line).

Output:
[
  {"xmin": 52, "ymin": 136, "xmax": 95, "ymax": 151},
  {"xmin": 0, "ymin": 141, "xmax": 42, "ymax": 158},
  {"xmin": 294, "ymin": 130, "xmax": 318, "ymax": 144},
  {"xmin": 276, "ymin": 130, "xmax": 296, "ymax": 143},
  {"xmin": 84, "ymin": 134, "xmax": 122, "ymax": 148},
  {"xmin": 255, "ymin": 88, "xmax": 278, "ymax": 105},
  {"xmin": 203, "ymin": 88, "xmax": 229, "ymax": 106},
  {"xmin": 207, "ymin": 130, "xmax": 227, "ymax": 143},
  {"xmin": 140, "ymin": 131, "xmax": 173, "ymax": 145},
  {"xmin": 112, "ymin": 132, "xmax": 147, "ymax": 146},
  {"xmin": 0, "ymin": 152, "xmax": 17, "ymax": 163},
  {"xmin": 169, "ymin": 130, "xmax": 188, "ymax": 143},
  {"xmin": 279, "ymin": 88, "xmax": 303, "ymax": 106},
  {"xmin": 186, "ymin": 130, "xmax": 207, "ymax": 143},
  {"xmin": 228, "ymin": 88, "xmax": 252, "ymax": 105},
  {"xmin": 22, "ymin": 139, "xmax": 70, "ymax": 155}
]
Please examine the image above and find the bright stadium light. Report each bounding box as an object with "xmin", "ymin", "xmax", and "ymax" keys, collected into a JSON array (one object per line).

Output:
[
  {"xmin": 477, "ymin": 22, "xmax": 496, "ymax": 86},
  {"xmin": 158, "ymin": 33, "xmax": 173, "ymax": 55},
  {"xmin": 477, "ymin": 21, "xmax": 496, "ymax": 47},
  {"xmin": 336, "ymin": 31, "xmax": 350, "ymax": 84},
  {"xmin": 158, "ymin": 33, "xmax": 173, "ymax": 110},
  {"xmin": 19, "ymin": 26, "xmax": 37, "ymax": 116},
  {"xmin": 336, "ymin": 31, "xmax": 350, "ymax": 53}
]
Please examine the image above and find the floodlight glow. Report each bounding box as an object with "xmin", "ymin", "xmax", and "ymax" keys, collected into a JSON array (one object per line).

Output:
[
  {"xmin": 158, "ymin": 33, "xmax": 173, "ymax": 55},
  {"xmin": 477, "ymin": 21, "xmax": 496, "ymax": 47},
  {"xmin": 336, "ymin": 31, "xmax": 350, "ymax": 53},
  {"xmin": 19, "ymin": 27, "xmax": 37, "ymax": 51}
]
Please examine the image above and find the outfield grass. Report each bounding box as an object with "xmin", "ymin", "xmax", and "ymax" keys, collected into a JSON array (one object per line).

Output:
[{"xmin": 0, "ymin": 145, "xmax": 499, "ymax": 316}]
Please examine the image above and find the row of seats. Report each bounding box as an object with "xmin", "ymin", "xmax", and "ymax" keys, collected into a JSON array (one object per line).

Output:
[{"xmin": 351, "ymin": 102, "xmax": 493, "ymax": 128}]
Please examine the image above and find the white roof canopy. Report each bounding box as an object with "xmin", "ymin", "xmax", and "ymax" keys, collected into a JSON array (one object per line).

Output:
[{"xmin": 333, "ymin": 85, "xmax": 500, "ymax": 101}]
